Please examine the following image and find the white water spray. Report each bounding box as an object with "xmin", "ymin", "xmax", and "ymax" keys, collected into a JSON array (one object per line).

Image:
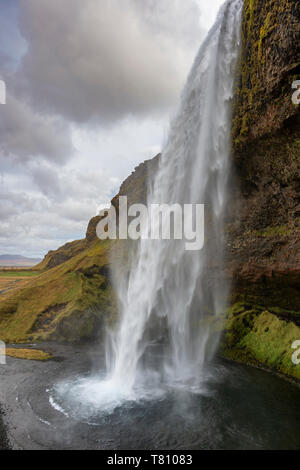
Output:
[
  {"xmin": 52, "ymin": 0, "xmax": 243, "ymax": 414},
  {"xmin": 106, "ymin": 0, "xmax": 243, "ymax": 396}
]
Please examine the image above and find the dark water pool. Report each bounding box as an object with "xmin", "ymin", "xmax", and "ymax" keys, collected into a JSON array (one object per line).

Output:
[{"xmin": 0, "ymin": 343, "xmax": 299, "ymax": 450}]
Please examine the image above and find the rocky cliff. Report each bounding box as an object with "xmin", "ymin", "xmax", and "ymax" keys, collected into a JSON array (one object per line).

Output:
[{"xmin": 223, "ymin": 0, "xmax": 300, "ymax": 381}]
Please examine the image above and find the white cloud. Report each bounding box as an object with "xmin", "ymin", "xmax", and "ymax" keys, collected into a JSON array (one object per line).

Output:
[
  {"xmin": 18, "ymin": 0, "xmax": 204, "ymax": 124},
  {"xmin": 0, "ymin": 1, "xmax": 225, "ymax": 257},
  {"xmin": 0, "ymin": 93, "xmax": 72, "ymax": 164},
  {"xmin": 0, "ymin": 162, "xmax": 118, "ymax": 257}
]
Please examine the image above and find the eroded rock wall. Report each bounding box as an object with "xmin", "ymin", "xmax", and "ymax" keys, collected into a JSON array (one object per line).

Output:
[{"xmin": 223, "ymin": 0, "xmax": 300, "ymax": 381}]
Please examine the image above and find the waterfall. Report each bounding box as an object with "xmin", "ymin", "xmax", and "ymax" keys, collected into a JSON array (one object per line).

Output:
[{"xmin": 106, "ymin": 0, "xmax": 243, "ymax": 402}]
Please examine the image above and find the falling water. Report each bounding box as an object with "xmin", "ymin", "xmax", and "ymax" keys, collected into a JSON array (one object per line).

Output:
[
  {"xmin": 105, "ymin": 0, "xmax": 243, "ymax": 399},
  {"xmin": 52, "ymin": 0, "xmax": 243, "ymax": 413}
]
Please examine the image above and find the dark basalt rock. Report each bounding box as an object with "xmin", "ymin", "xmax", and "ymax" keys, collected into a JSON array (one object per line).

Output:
[{"xmin": 223, "ymin": 0, "xmax": 300, "ymax": 380}]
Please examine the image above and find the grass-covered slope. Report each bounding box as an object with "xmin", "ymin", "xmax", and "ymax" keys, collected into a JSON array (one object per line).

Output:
[{"xmin": 0, "ymin": 239, "xmax": 116, "ymax": 343}]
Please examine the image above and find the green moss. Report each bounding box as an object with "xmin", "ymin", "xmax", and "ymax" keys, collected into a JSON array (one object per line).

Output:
[
  {"xmin": 240, "ymin": 114, "xmax": 249, "ymax": 136},
  {"xmin": 0, "ymin": 270, "xmax": 40, "ymax": 278},
  {"xmin": 226, "ymin": 308, "xmax": 259, "ymax": 347},
  {"xmin": 6, "ymin": 348, "xmax": 52, "ymax": 361},
  {"xmin": 247, "ymin": 0, "xmax": 256, "ymax": 34},
  {"xmin": 240, "ymin": 311, "xmax": 300, "ymax": 379},
  {"xmin": 227, "ymin": 0, "xmax": 300, "ymax": 386},
  {"xmin": 0, "ymin": 239, "xmax": 116, "ymax": 343},
  {"xmin": 254, "ymin": 224, "xmax": 295, "ymax": 238},
  {"xmin": 224, "ymin": 303, "xmax": 300, "ymax": 382},
  {"xmin": 258, "ymin": 12, "xmax": 276, "ymax": 61},
  {"xmin": 232, "ymin": 0, "xmax": 300, "ymax": 146}
]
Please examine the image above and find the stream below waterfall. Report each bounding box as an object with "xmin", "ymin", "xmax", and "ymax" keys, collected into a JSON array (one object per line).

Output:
[{"xmin": 0, "ymin": 343, "xmax": 299, "ymax": 450}]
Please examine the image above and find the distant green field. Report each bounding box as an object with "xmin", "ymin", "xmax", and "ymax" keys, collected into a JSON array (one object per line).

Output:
[{"xmin": 0, "ymin": 271, "xmax": 40, "ymax": 277}]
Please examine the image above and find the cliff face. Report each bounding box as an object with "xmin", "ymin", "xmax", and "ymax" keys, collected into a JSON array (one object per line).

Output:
[
  {"xmin": 233, "ymin": 0, "xmax": 300, "ymax": 144},
  {"xmin": 223, "ymin": 0, "xmax": 300, "ymax": 381}
]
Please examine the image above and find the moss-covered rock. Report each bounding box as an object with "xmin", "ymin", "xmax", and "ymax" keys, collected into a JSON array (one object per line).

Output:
[
  {"xmin": 228, "ymin": 0, "xmax": 300, "ymax": 307},
  {"xmin": 223, "ymin": 0, "xmax": 300, "ymax": 382},
  {"xmin": 6, "ymin": 348, "xmax": 52, "ymax": 361},
  {"xmin": 233, "ymin": 0, "xmax": 300, "ymax": 146},
  {"xmin": 223, "ymin": 303, "xmax": 300, "ymax": 382}
]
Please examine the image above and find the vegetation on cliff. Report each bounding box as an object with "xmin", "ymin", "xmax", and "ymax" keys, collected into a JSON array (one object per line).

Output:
[
  {"xmin": 233, "ymin": 0, "xmax": 300, "ymax": 145},
  {"xmin": 223, "ymin": 302, "xmax": 300, "ymax": 381},
  {"xmin": 224, "ymin": 0, "xmax": 300, "ymax": 382},
  {"xmin": 0, "ymin": 239, "xmax": 115, "ymax": 343}
]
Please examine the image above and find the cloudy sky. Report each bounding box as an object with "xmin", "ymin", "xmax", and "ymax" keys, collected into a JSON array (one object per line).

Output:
[{"xmin": 0, "ymin": 0, "xmax": 224, "ymax": 258}]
